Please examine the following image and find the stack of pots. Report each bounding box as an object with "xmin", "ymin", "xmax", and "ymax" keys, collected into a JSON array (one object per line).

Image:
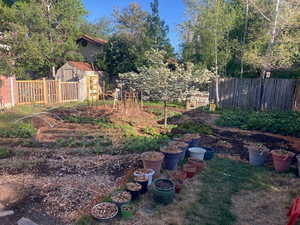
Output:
[
  {"xmin": 182, "ymin": 133, "xmax": 201, "ymax": 148},
  {"xmin": 247, "ymin": 143, "xmax": 268, "ymax": 167},
  {"xmin": 160, "ymin": 146, "xmax": 183, "ymax": 170},
  {"xmin": 141, "ymin": 151, "xmax": 164, "ymax": 178},
  {"xmin": 133, "ymin": 168, "xmax": 155, "ymax": 185}
]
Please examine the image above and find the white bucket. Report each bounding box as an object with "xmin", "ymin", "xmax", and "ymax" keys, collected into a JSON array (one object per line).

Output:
[
  {"xmin": 188, "ymin": 147, "xmax": 206, "ymax": 160},
  {"xmin": 133, "ymin": 169, "xmax": 155, "ymax": 186}
]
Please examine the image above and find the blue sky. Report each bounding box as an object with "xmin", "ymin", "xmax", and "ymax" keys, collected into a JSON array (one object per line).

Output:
[{"xmin": 82, "ymin": 0, "xmax": 185, "ymax": 52}]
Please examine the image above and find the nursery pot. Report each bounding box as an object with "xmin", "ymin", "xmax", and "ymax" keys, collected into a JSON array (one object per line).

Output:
[
  {"xmin": 248, "ymin": 148, "xmax": 266, "ymax": 166},
  {"xmin": 183, "ymin": 163, "xmax": 197, "ymax": 178},
  {"xmin": 134, "ymin": 176, "xmax": 148, "ymax": 194},
  {"xmin": 189, "ymin": 138, "xmax": 201, "ymax": 148},
  {"xmin": 271, "ymin": 150, "xmax": 294, "ymax": 172},
  {"xmin": 111, "ymin": 191, "xmax": 132, "ymax": 209},
  {"xmin": 188, "ymin": 147, "xmax": 206, "ymax": 160},
  {"xmin": 203, "ymin": 147, "xmax": 214, "ymax": 160},
  {"xmin": 91, "ymin": 202, "xmax": 118, "ymax": 222},
  {"xmin": 141, "ymin": 152, "xmax": 164, "ymax": 178},
  {"xmin": 168, "ymin": 141, "xmax": 189, "ymax": 161},
  {"xmin": 152, "ymin": 179, "xmax": 175, "ymax": 205},
  {"xmin": 126, "ymin": 183, "xmax": 142, "ymax": 201},
  {"xmin": 188, "ymin": 158, "xmax": 206, "ymax": 173},
  {"xmin": 133, "ymin": 168, "xmax": 155, "ymax": 185},
  {"xmin": 162, "ymin": 151, "xmax": 182, "ymax": 171}
]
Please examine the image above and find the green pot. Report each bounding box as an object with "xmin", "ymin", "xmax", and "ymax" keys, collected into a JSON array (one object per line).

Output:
[{"xmin": 152, "ymin": 179, "xmax": 175, "ymax": 205}]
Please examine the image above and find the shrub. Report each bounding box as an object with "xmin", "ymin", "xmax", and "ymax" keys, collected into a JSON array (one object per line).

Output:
[{"xmin": 216, "ymin": 110, "xmax": 300, "ymax": 137}]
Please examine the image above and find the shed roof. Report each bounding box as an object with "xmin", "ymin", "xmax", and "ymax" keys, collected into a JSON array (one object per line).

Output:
[
  {"xmin": 76, "ymin": 34, "xmax": 107, "ymax": 45},
  {"xmin": 68, "ymin": 61, "xmax": 94, "ymax": 71}
]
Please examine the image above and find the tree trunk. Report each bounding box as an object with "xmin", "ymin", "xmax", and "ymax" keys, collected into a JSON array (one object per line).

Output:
[
  {"xmin": 241, "ymin": 0, "xmax": 249, "ymax": 78},
  {"xmin": 214, "ymin": 0, "xmax": 220, "ymax": 106},
  {"xmin": 163, "ymin": 101, "xmax": 168, "ymax": 128}
]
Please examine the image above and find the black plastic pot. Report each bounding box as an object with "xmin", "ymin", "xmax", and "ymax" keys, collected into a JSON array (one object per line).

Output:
[
  {"xmin": 189, "ymin": 138, "xmax": 201, "ymax": 148},
  {"xmin": 204, "ymin": 147, "xmax": 214, "ymax": 160},
  {"xmin": 134, "ymin": 179, "xmax": 148, "ymax": 194},
  {"xmin": 163, "ymin": 151, "xmax": 182, "ymax": 170}
]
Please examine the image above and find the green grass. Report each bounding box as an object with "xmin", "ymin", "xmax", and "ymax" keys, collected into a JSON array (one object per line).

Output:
[
  {"xmin": 75, "ymin": 215, "xmax": 93, "ymax": 225},
  {"xmin": 216, "ymin": 110, "xmax": 300, "ymax": 137},
  {"xmin": 0, "ymin": 122, "xmax": 36, "ymax": 138},
  {"xmin": 143, "ymin": 101, "xmax": 185, "ymax": 108},
  {"xmin": 172, "ymin": 121, "xmax": 213, "ymax": 135},
  {"xmin": 185, "ymin": 158, "xmax": 285, "ymax": 225}
]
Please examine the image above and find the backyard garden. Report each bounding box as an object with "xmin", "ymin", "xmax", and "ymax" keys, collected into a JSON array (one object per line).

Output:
[{"xmin": 0, "ymin": 100, "xmax": 300, "ymax": 225}]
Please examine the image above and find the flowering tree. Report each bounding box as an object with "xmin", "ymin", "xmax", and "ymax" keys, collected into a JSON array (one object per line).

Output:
[{"xmin": 119, "ymin": 49, "xmax": 215, "ymax": 127}]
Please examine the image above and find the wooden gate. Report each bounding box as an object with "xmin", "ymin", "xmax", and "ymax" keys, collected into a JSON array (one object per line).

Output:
[{"xmin": 16, "ymin": 78, "xmax": 79, "ymax": 105}]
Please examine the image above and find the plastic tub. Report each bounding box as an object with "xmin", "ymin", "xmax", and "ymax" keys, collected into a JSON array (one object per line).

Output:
[
  {"xmin": 133, "ymin": 168, "xmax": 155, "ymax": 185},
  {"xmin": 188, "ymin": 147, "xmax": 206, "ymax": 160},
  {"xmin": 152, "ymin": 179, "xmax": 175, "ymax": 205}
]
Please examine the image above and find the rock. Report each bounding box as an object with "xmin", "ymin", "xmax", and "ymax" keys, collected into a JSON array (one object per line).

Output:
[
  {"xmin": 0, "ymin": 183, "xmax": 27, "ymax": 208},
  {"xmin": 0, "ymin": 210, "xmax": 14, "ymax": 217},
  {"xmin": 17, "ymin": 217, "xmax": 39, "ymax": 225}
]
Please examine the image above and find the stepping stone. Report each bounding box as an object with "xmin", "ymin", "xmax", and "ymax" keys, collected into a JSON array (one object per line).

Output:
[
  {"xmin": 17, "ymin": 217, "xmax": 39, "ymax": 225},
  {"xmin": 0, "ymin": 210, "xmax": 14, "ymax": 217}
]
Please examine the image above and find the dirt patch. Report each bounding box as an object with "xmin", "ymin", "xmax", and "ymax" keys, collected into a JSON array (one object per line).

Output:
[{"xmin": 232, "ymin": 176, "xmax": 300, "ymax": 225}]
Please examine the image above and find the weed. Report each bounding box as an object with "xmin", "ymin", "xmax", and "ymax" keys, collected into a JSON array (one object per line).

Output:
[
  {"xmin": 0, "ymin": 148, "xmax": 11, "ymax": 159},
  {"xmin": 116, "ymin": 124, "xmax": 138, "ymax": 137}
]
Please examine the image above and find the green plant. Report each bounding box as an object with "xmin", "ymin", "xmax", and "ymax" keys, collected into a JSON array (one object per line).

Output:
[
  {"xmin": 0, "ymin": 148, "xmax": 11, "ymax": 159},
  {"xmin": 142, "ymin": 126, "xmax": 160, "ymax": 136},
  {"xmin": 216, "ymin": 110, "xmax": 300, "ymax": 137},
  {"xmin": 123, "ymin": 135, "xmax": 170, "ymax": 153},
  {"xmin": 75, "ymin": 215, "xmax": 93, "ymax": 225},
  {"xmin": 172, "ymin": 121, "xmax": 212, "ymax": 135},
  {"xmin": 0, "ymin": 122, "xmax": 36, "ymax": 138},
  {"xmin": 116, "ymin": 124, "xmax": 138, "ymax": 137}
]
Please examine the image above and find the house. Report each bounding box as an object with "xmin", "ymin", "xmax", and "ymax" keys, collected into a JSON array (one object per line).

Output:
[
  {"xmin": 76, "ymin": 34, "xmax": 107, "ymax": 62},
  {"xmin": 55, "ymin": 61, "xmax": 102, "ymax": 101}
]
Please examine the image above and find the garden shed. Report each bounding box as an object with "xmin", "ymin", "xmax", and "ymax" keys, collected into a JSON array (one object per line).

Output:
[{"xmin": 56, "ymin": 61, "xmax": 103, "ymax": 101}]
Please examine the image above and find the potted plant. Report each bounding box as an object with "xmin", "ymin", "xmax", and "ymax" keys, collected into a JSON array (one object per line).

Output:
[
  {"xmin": 271, "ymin": 149, "xmax": 294, "ymax": 172},
  {"xmin": 168, "ymin": 171, "xmax": 186, "ymax": 193},
  {"xmin": 152, "ymin": 179, "xmax": 175, "ymax": 205},
  {"xmin": 141, "ymin": 152, "xmax": 164, "ymax": 178},
  {"xmin": 133, "ymin": 168, "xmax": 155, "ymax": 185},
  {"xmin": 160, "ymin": 146, "xmax": 183, "ymax": 170},
  {"xmin": 121, "ymin": 204, "xmax": 135, "ymax": 220},
  {"xmin": 91, "ymin": 202, "xmax": 118, "ymax": 222},
  {"xmin": 247, "ymin": 143, "xmax": 268, "ymax": 166},
  {"xmin": 111, "ymin": 191, "xmax": 131, "ymax": 208},
  {"xmin": 134, "ymin": 175, "xmax": 148, "ymax": 194},
  {"xmin": 168, "ymin": 141, "xmax": 189, "ymax": 161},
  {"xmin": 126, "ymin": 182, "xmax": 142, "ymax": 201},
  {"xmin": 181, "ymin": 133, "xmax": 200, "ymax": 147}
]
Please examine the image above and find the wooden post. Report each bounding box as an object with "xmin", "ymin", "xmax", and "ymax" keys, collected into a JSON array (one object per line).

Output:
[
  {"xmin": 43, "ymin": 78, "xmax": 48, "ymax": 105},
  {"xmin": 58, "ymin": 79, "xmax": 62, "ymax": 103}
]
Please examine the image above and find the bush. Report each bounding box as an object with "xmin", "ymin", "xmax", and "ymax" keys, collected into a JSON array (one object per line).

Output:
[{"xmin": 216, "ymin": 110, "xmax": 300, "ymax": 137}]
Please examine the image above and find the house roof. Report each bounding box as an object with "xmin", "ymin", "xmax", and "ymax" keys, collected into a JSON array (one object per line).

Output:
[
  {"xmin": 76, "ymin": 34, "xmax": 108, "ymax": 45},
  {"xmin": 68, "ymin": 61, "xmax": 94, "ymax": 71}
]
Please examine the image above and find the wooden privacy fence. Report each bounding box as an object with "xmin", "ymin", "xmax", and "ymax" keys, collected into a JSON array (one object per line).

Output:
[
  {"xmin": 209, "ymin": 78, "xmax": 300, "ymax": 111},
  {"xmin": 16, "ymin": 78, "xmax": 79, "ymax": 105}
]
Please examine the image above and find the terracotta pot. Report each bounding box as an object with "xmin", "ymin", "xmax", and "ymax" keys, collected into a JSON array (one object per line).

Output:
[
  {"xmin": 271, "ymin": 150, "xmax": 294, "ymax": 172},
  {"xmin": 141, "ymin": 151, "xmax": 164, "ymax": 178},
  {"xmin": 188, "ymin": 158, "xmax": 206, "ymax": 173},
  {"xmin": 183, "ymin": 163, "xmax": 197, "ymax": 178},
  {"xmin": 175, "ymin": 181, "xmax": 184, "ymax": 193}
]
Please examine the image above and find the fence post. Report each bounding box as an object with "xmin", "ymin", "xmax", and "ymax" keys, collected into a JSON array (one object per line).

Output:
[
  {"xmin": 58, "ymin": 79, "xmax": 62, "ymax": 103},
  {"xmin": 43, "ymin": 78, "xmax": 48, "ymax": 105}
]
